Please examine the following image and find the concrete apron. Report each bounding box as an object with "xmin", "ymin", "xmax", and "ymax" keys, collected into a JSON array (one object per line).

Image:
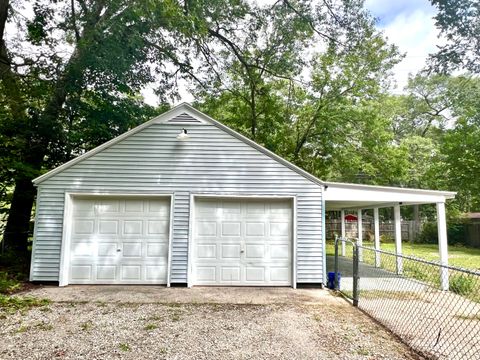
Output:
[{"xmin": 19, "ymin": 286, "xmax": 330, "ymax": 305}]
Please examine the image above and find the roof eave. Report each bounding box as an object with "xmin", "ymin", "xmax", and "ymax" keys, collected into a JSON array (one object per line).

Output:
[{"xmin": 324, "ymin": 181, "xmax": 457, "ymax": 199}]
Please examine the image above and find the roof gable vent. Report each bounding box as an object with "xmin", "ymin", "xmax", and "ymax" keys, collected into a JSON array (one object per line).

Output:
[{"xmin": 166, "ymin": 112, "xmax": 203, "ymax": 124}]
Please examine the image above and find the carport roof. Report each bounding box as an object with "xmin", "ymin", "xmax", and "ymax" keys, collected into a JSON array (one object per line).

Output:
[{"xmin": 324, "ymin": 181, "xmax": 456, "ymax": 211}]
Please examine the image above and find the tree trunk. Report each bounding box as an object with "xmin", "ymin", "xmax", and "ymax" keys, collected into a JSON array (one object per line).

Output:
[
  {"xmin": 2, "ymin": 178, "xmax": 36, "ymax": 260},
  {"xmin": 0, "ymin": 0, "xmax": 8, "ymax": 41}
]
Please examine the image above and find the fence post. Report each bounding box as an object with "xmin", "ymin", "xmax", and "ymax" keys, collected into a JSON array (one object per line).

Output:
[
  {"xmin": 394, "ymin": 205, "xmax": 403, "ymax": 274},
  {"xmin": 357, "ymin": 209, "xmax": 363, "ymax": 262},
  {"xmin": 352, "ymin": 242, "xmax": 359, "ymax": 307},
  {"xmin": 334, "ymin": 235, "xmax": 339, "ymax": 290},
  {"xmin": 341, "ymin": 210, "xmax": 346, "ymax": 256},
  {"xmin": 374, "ymin": 207, "xmax": 380, "ymax": 268}
]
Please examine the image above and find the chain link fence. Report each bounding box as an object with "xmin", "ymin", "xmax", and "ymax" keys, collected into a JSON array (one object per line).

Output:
[{"xmin": 333, "ymin": 237, "xmax": 480, "ymax": 359}]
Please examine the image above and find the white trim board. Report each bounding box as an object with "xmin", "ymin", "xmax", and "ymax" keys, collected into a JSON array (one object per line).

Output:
[{"xmin": 58, "ymin": 193, "xmax": 173, "ymax": 286}]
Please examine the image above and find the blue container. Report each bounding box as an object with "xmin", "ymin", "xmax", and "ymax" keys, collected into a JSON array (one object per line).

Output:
[{"xmin": 327, "ymin": 271, "xmax": 341, "ymax": 289}]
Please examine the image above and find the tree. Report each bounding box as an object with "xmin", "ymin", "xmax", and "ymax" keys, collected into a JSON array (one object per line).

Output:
[
  {"xmin": 195, "ymin": 0, "xmax": 403, "ymax": 185},
  {"xmin": 440, "ymin": 76, "xmax": 480, "ymax": 211},
  {"xmin": 429, "ymin": 0, "xmax": 480, "ymax": 73},
  {"xmin": 0, "ymin": 0, "xmax": 250, "ymax": 261}
]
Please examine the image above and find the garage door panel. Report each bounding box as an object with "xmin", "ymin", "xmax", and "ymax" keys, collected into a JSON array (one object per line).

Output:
[
  {"xmin": 196, "ymin": 266, "xmax": 216, "ymax": 282},
  {"xmin": 99, "ymin": 220, "xmax": 118, "ymax": 234},
  {"xmin": 246, "ymin": 222, "xmax": 265, "ymax": 236},
  {"xmin": 73, "ymin": 220, "xmax": 95, "ymax": 234},
  {"xmin": 70, "ymin": 265, "xmax": 92, "ymax": 280},
  {"xmin": 97, "ymin": 265, "xmax": 116, "ymax": 280},
  {"xmin": 146, "ymin": 265, "xmax": 167, "ymax": 281},
  {"xmin": 122, "ymin": 243, "xmax": 142, "ymax": 257},
  {"xmin": 246, "ymin": 202, "xmax": 266, "ymax": 214},
  {"xmin": 245, "ymin": 267, "xmax": 265, "ymax": 282},
  {"xmin": 194, "ymin": 198, "xmax": 292, "ymax": 286},
  {"xmin": 121, "ymin": 265, "xmax": 141, "ymax": 280},
  {"xmin": 71, "ymin": 242, "xmax": 95, "ymax": 257},
  {"xmin": 125, "ymin": 200, "xmax": 143, "ymax": 212},
  {"xmin": 123, "ymin": 220, "xmax": 143, "ymax": 235},
  {"xmin": 97, "ymin": 200, "xmax": 120, "ymax": 213},
  {"xmin": 146, "ymin": 243, "xmax": 168, "ymax": 257},
  {"xmin": 97, "ymin": 243, "xmax": 117, "ymax": 257},
  {"xmin": 147, "ymin": 220, "xmax": 169, "ymax": 234},
  {"xmin": 221, "ymin": 222, "xmax": 241, "ymax": 236},
  {"xmin": 270, "ymin": 267, "xmax": 291, "ymax": 282},
  {"xmin": 196, "ymin": 221, "xmax": 217, "ymax": 236},
  {"xmin": 148, "ymin": 200, "xmax": 169, "ymax": 213},
  {"xmin": 245, "ymin": 244, "xmax": 265, "ymax": 259},
  {"xmin": 68, "ymin": 197, "xmax": 170, "ymax": 284},
  {"xmin": 270, "ymin": 222, "xmax": 290, "ymax": 236},
  {"xmin": 221, "ymin": 267, "xmax": 241, "ymax": 282},
  {"xmin": 221, "ymin": 244, "xmax": 241, "ymax": 259}
]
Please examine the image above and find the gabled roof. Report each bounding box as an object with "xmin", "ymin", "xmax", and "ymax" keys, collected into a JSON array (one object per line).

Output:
[{"xmin": 33, "ymin": 103, "xmax": 326, "ymax": 186}]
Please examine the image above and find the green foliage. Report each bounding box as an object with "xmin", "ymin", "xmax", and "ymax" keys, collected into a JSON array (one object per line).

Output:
[
  {"xmin": 0, "ymin": 272, "xmax": 22, "ymax": 294},
  {"xmin": 450, "ymin": 274, "xmax": 476, "ymax": 298},
  {"xmin": 0, "ymin": 295, "xmax": 50, "ymax": 313},
  {"xmin": 429, "ymin": 0, "xmax": 480, "ymax": 73},
  {"xmin": 119, "ymin": 343, "xmax": 130, "ymax": 352},
  {"xmin": 417, "ymin": 222, "xmax": 467, "ymax": 245}
]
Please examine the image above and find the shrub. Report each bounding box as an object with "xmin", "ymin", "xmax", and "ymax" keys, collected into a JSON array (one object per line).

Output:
[
  {"xmin": 0, "ymin": 272, "xmax": 22, "ymax": 294},
  {"xmin": 380, "ymin": 234, "xmax": 394, "ymax": 243},
  {"xmin": 450, "ymin": 275, "xmax": 476, "ymax": 297},
  {"xmin": 416, "ymin": 222, "xmax": 467, "ymax": 245}
]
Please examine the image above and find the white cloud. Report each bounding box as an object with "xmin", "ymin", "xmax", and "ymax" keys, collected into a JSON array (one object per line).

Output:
[{"xmin": 365, "ymin": 1, "xmax": 444, "ymax": 92}]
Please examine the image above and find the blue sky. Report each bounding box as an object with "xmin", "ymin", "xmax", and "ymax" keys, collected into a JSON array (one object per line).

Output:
[
  {"xmin": 365, "ymin": 0, "xmax": 436, "ymax": 26},
  {"xmin": 365, "ymin": 0, "xmax": 443, "ymax": 92}
]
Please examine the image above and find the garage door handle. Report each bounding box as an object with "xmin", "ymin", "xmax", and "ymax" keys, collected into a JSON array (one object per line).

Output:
[
  {"xmin": 240, "ymin": 249, "xmax": 245, "ymax": 253},
  {"xmin": 116, "ymin": 249, "xmax": 122, "ymax": 252}
]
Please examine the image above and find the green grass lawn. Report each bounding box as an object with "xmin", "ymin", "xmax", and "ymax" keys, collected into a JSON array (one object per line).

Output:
[{"xmin": 326, "ymin": 240, "xmax": 480, "ymax": 271}]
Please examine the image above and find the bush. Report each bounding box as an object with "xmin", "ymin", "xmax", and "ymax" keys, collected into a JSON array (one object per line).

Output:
[
  {"xmin": 416, "ymin": 222, "xmax": 467, "ymax": 245},
  {"xmin": 380, "ymin": 234, "xmax": 394, "ymax": 243},
  {"xmin": 0, "ymin": 272, "xmax": 22, "ymax": 294},
  {"xmin": 450, "ymin": 274, "xmax": 476, "ymax": 297}
]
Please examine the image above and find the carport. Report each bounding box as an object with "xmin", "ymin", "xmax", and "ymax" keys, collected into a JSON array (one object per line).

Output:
[{"xmin": 323, "ymin": 181, "xmax": 456, "ymax": 289}]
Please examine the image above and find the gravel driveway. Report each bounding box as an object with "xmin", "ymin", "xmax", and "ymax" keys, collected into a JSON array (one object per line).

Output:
[{"xmin": 0, "ymin": 286, "xmax": 421, "ymax": 360}]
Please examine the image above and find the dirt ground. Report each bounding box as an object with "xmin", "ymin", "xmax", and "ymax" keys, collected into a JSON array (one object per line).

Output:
[{"xmin": 0, "ymin": 286, "xmax": 421, "ymax": 360}]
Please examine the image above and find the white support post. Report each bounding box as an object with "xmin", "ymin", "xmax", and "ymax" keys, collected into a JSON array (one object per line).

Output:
[
  {"xmin": 341, "ymin": 209, "xmax": 346, "ymax": 256},
  {"xmin": 374, "ymin": 207, "xmax": 380, "ymax": 267},
  {"xmin": 437, "ymin": 202, "xmax": 449, "ymax": 291},
  {"xmin": 357, "ymin": 209, "xmax": 363, "ymax": 261},
  {"xmin": 394, "ymin": 204, "xmax": 403, "ymax": 274}
]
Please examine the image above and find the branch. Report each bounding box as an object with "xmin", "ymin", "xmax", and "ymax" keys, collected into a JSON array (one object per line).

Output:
[
  {"xmin": 282, "ymin": 0, "xmax": 338, "ymax": 44},
  {"xmin": 77, "ymin": 0, "xmax": 88, "ymax": 14},
  {"xmin": 145, "ymin": 39, "xmax": 207, "ymax": 89},
  {"xmin": 70, "ymin": 0, "xmax": 80, "ymax": 42},
  {"xmin": 207, "ymin": 27, "xmax": 252, "ymax": 73}
]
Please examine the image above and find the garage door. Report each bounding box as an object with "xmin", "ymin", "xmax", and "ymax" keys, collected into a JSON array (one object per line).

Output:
[
  {"xmin": 68, "ymin": 197, "xmax": 170, "ymax": 284},
  {"xmin": 193, "ymin": 198, "xmax": 293, "ymax": 286}
]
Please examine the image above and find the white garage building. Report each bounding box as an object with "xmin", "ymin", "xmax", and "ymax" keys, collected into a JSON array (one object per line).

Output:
[{"xmin": 30, "ymin": 103, "xmax": 455, "ymax": 287}]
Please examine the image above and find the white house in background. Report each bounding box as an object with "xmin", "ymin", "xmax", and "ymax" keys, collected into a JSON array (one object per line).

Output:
[{"xmin": 30, "ymin": 103, "xmax": 456, "ymax": 288}]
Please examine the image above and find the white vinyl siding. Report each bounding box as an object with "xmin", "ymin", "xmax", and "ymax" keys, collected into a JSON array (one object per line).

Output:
[{"xmin": 31, "ymin": 121, "xmax": 323, "ymax": 284}]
